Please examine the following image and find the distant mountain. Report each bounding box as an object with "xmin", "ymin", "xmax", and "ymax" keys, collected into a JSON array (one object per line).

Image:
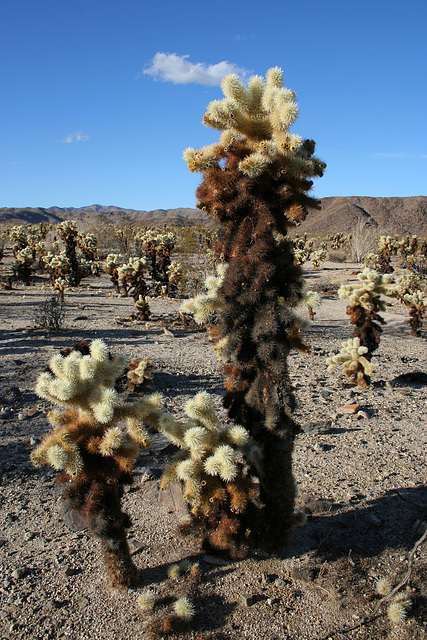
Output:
[
  {"xmin": 302, "ymin": 196, "xmax": 427, "ymax": 236},
  {"xmin": 0, "ymin": 205, "xmax": 213, "ymax": 228},
  {"xmin": 1, "ymin": 197, "xmax": 426, "ymax": 235}
]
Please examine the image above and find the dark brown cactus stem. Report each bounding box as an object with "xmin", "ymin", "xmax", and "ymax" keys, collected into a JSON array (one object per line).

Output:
[
  {"xmin": 64, "ymin": 234, "xmax": 81, "ymax": 286},
  {"xmin": 408, "ymin": 304, "xmax": 424, "ymax": 336},
  {"xmin": 60, "ymin": 476, "xmax": 138, "ymax": 589}
]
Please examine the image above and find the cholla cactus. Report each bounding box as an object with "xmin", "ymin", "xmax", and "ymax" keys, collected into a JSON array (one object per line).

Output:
[
  {"xmin": 330, "ymin": 269, "xmax": 396, "ymax": 386},
  {"xmin": 179, "ymin": 263, "xmax": 228, "ymax": 325},
  {"xmin": 338, "ymin": 268, "xmax": 395, "ymax": 312},
  {"xmin": 78, "ymin": 232, "xmax": 98, "ymax": 261},
  {"xmin": 402, "ymin": 290, "xmax": 427, "ymax": 336},
  {"xmin": 135, "ymin": 229, "xmax": 176, "ymax": 292},
  {"xmin": 300, "ymin": 280, "xmax": 321, "ymax": 321},
  {"xmin": 311, "ymin": 249, "xmax": 327, "ymax": 269},
  {"xmin": 14, "ymin": 246, "xmax": 34, "ymax": 284},
  {"xmin": 291, "ymin": 235, "xmax": 313, "ymax": 266},
  {"xmin": 166, "ymin": 261, "xmax": 182, "ymax": 296},
  {"xmin": 43, "ymin": 252, "xmax": 70, "ymax": 282},
  {"xmin": 53, "ymin": 277, "xmax": 67, "ymax": 302},
  {"xmin": 374, "ymin": 235, "xmax": 395, "ymax": 273},
  {"xmin": 183, "ymin": 67, "xmax": 325, "ymax": 548},
  {"xmin": 327, "ymin": 337, "xmax": 374, "ymax": 387},
  {"xmin": 394, "ymin": 273, "xmax": 427, "ymax": 336},
  {"xmin": 56, "ymin": 220, "xmax": 81, "ymax": 285},
  {"xmin": 104, "ymin": 253, "xmax": 124, "ymax": 293},
  {"xmin": 31, "ymin": 339, "xmax": 163, "ymax": 588},
  {"xmin": 184, "ymin": 67, "xmax": 325, "ymax": 180},
  {"xmin": 10, "ymin": 225, "xmax": 28, "ymax": 255},
  {"xmin": 118, "ymin": 256, "xmax": 149, "ymax": 300},
  {"xmin": 127, "ymin": 358, "xmax": 153, "ymax": 392},
  {"xmin": 158, "ymin": 391, "xmax": 261, "ymax": 557},
  {"xmin": 134, "ymin": 295, "xmax": 151, "ymax": 320}
]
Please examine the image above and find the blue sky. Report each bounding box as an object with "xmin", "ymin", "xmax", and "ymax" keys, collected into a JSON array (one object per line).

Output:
[{"xmin": 1, "ymin": 0, "xmax": 426, "ymax": 210}]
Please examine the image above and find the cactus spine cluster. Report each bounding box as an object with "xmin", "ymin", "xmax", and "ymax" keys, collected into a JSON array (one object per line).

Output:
[
  {"xmin": 184, "ymin": 67, "xmax": 325, "ymax": 547},
  {"xmin": 31, "ymin": 339, "xmax": 163, "ymax": 588},
  {"xmin": 158, "ymin": 391, "xmax": 261, "ymax": 557}
]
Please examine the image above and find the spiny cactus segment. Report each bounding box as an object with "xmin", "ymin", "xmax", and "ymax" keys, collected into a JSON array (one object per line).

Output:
[
  {"xmin": 326, "ymin": 337, "xmax": 374, "ymax": 386},
  {"xmin": 338, "ymin": 268, "xmax": 395, "ymax": 312},
  {"xmin": 179, "ymin": 263, "xmax": 228, "ymax": 325},
  {"xmin": 32, "ymin": 339, "xmax": 163, "ymax": 588},
  {"xmin": 184, "ymin": 67, "xmax": 325, "ymax": 181},
  {"xmin": 158, "ymin": 391, "xmax": 261, "ymax": 558}
]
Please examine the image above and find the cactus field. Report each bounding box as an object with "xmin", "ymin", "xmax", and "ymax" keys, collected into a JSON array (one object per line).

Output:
[{"xmin": 0, "ymin": 222, "xmax": 426, "ymax": 640}]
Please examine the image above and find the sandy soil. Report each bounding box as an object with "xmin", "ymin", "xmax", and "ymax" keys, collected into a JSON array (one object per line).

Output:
[{"xmin": 0, "ymin": 257, "xmax": 426, "ymax": 640}]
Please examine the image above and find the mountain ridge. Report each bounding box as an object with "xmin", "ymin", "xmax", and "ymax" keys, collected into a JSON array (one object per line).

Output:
[{"xmin": 1, "ymin": 196, "xmax": 426, "ymax": 235}]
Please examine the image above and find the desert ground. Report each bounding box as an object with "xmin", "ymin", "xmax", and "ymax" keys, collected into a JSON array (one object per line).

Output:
[{"xmin": 0, "ymin": 255, "xmax": 426, "ymax": 640}]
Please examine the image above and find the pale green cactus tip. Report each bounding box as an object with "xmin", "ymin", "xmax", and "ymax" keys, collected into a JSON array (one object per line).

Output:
[
  {"xmin": 174, "ymin": 596, "xmax": 195, "ymax": 621},
  {"xmin": 184, "ymin": 67, "xmax": 325, "ymax": 179},
  {"xmin": 179, "ymin": 263, "xmax": 227, "ymax": 325},
  {"xmin": 326, "ymin": 337, "xmax": 374, "ymax": 377},
  {"xmin": 158, "ymin": 391, "xmax": 260, "ymax": 507},
  {"xmin": 338, "ymin": 268, "xmax": 396, "ymax": 311}
]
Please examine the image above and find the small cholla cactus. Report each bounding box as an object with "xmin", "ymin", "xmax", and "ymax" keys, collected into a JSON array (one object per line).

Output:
[
  {"xmin": 158, "ymin": 391, "xmax": 261, "ymax": 558},
  {"xmin": 292, "ymin": 235, "xmax": 313, "ymax": 266},
  {"xmin": 127, "ymin": 358, "xmax": 153, "ymax": 392},
  {"xmin": 300, "ymin": 280, "xmax": 321, "ymax": 321},
  {"xmin": 53, "ymin": 277, "xmax": 67, "ymax": 302},
  {"xmin": 78, "ymin": 232, "xmax": 98, "ymax": 261},
  {"xmin": 338, "ymin": 268, "xmax": 395, "ymax": 312},
  {"xmin": 403, "ymin": 290, "xmax": 427, "ymax": 336},
  {"xmin": 311, "ymin": 249, "xmax": 327, "ymax": 269},
  {"xmin": 134, "ymin": 295, "xmax": 151, "ymax": 320},
  {"xmin": 31, "ymin": 339, "xmax": 164, "ymax": 588},
  {"xmin": 394, "ymin": 273, "xmax": 427, "ymax": 336},
  {"xmin": 166, "ymin": 261, "xmax": 183, "ymax": 296},
  {"xmin": 43, "ymin": 252, "xmax": 71, "ymax": 282},
  {"xmin": 104, "ymin": 253, "xmax": 125, "ymax": 293},
  {"xmin": 327, "ymin": 337, "xmax": 374, "ymax": 387},
  {"xmin": 330, "ymin": 269, "xmax": 396, "ymax": 386},
  {"xmin": 135, "ymin": 229, "xmax": 176, "ymax": 292},
  {"xmin": 14, "ymin": 246, "xmax": 34, "ymax": 285}
]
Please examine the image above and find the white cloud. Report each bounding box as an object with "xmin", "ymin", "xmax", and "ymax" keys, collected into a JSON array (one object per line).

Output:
[
  {"xmin": 143, "ymin": 52, "xmax": 249, "ymax": 86},
  {"xmin": 62, "ymin": 131, "xmax": 90, "ymax": 143}
]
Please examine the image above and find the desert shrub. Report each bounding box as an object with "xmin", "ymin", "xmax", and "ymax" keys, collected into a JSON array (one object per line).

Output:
[
  {"xmin": 327, "ymin": 249, "xmax": 347, "ymax": 263},
  {"xmin": 348, "ymin": 219, "xmax": 376, "ymax": 263},
  {"xmin": 33, "ymin": 296, "xmax": 65, "ymax": 332}
]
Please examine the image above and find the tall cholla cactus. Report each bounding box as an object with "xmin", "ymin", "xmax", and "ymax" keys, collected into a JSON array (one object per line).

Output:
[
  {"xmin": 183, "ymin": 67, "xmax": 325, "ymax": 548},
  {"xmin": 329, "ymin": 268, "xmax": 395, "ymax": 386},
  {"xmin": 158, "ymin": 392, "xmax": 261, "ymax": 558},
  {"xmin": 56, "ymin": 220, "xmax": 81, "ymax": 286},
  {"xmin": 31, "ymin": 339, "xmax": 163, "ymax": 588}
]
